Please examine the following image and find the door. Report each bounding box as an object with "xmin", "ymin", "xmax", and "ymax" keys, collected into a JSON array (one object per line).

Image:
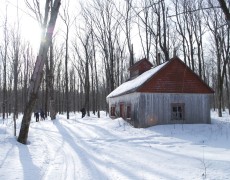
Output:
[{"xmin": 120, "ymin": 103, "xmax": 125, "ymax": 119}]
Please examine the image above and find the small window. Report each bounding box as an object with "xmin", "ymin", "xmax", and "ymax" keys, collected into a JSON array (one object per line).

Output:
[
  {"xmin": 127, "ymin": 105, "xmax": 131, "ymax": 118},
  {"xmin": 171, "ymin": 103, "xmax": 185, "ymax": 121},
  {"xmin": 110, "ymin": 106, "xmax": 116, "ymax": 117}
]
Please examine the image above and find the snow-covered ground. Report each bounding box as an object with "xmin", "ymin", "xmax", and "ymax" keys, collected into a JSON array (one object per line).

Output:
[{"xmin": 0, "ymin": 110, "xmax": 230, "ymax": 180}]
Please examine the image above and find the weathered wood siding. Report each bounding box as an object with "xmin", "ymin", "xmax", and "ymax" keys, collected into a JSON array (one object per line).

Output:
[
  {"xmin": 108, "ymin": 93, "xmax": 141, "ymax": 127},
  {"xmin": 137, "ymin": 93, "xmax": 211, "ymax": 127},
  {"xmin": 108, "ymin": 92, "xmax": 212, "ymax": 128}
]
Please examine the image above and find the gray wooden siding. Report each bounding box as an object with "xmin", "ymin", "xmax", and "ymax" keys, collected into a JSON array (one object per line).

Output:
[
  {"xmin": 108, "ymin": 93, "xmax": 211, "ymax": 128},
  {"xmin": 137, "ymin": 93, "xmax": 211, "ymax": 127},
  {"xmin": 108, "ymin": 93, "xmax": 141, "ymax": 127}
]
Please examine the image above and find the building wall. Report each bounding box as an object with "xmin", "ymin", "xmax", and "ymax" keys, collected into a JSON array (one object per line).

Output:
[
  {"xmin": 108, "ymin": 93, "xmax": 141, "ymax": 127},
  {"xmin": 137, "ymin": 93, "xmax": 211, "ymax": 127},
  {"xmin": 108, "ymin": 93, "xmax": 212, "ymax": 128}
]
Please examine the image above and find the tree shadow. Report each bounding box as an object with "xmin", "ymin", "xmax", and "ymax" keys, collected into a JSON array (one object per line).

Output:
[
  {"xmin": 52, "ymin": 119, "xmax": 175, "ymax": 179},
  {"xmin": 0, "ymin": 139, "xmax": 14, "ymax": 169},
  {"xmin": 17, "ymin": 142, "xmax": 41, "ymax": 180}
]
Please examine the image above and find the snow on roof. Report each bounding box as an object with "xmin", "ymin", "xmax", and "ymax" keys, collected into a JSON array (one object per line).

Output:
[{"xmin": 107, "ymin": 61, "xmax": 169, "ymax": 98}]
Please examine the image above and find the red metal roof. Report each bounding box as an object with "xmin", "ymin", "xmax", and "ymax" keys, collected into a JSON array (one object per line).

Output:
[
  {"xmin": 107, "ymin": 57, "xmax": 214, "ymax": 98},
  {"xmin": 137, "ymin": 57, "xmax": 214, "ymax": 94}
]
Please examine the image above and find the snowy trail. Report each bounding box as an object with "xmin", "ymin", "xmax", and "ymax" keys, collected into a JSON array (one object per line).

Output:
[
  {"xmin": 37, "ymin": 118, "xmax": 106, "ymax": 180},
  {"xmin": 31, "ymin": 114, "xmax": 230, "ymax": 180},
  {"xmin": 36, "ymin": 115, "xmax": 124, "ymax": 180},
  {"xmin": 0, "ymin": 112, "xmax": 230, "ymax": 180}
]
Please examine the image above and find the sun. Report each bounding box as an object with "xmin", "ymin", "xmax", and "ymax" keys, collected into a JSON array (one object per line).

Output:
[
  {"xmin": 21, "ymin": 19, "xmax": 42, "ymax": 52},
  {"xmin": 1, "ymin": 0, "xmax": 42, "ymax": 52}
]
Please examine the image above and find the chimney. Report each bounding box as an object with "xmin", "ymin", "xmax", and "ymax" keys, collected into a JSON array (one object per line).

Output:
[
  {"xmin": 173, "ymin": 48, "xmax": 177, "ymax": 57},
  {"xmin": 156, "ymin": 53, "xmax": 161, "ymax": 65},
  {"xmin": 129, "ymin": 44, "xmax": 134, "ymax": 67}
]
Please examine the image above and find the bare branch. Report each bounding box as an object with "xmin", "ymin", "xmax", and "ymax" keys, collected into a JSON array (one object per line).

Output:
[{"xmin": 168, "ymin": 6, "xmax": 221, "ymax": 18}]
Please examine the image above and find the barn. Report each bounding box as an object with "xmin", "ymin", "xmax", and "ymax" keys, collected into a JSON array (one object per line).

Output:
[{"xmin": 106, "ymin": 56, "xmax": 214, "ymax": 128}]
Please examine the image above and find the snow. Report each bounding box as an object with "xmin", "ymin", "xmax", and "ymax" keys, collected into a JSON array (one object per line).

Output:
[
  {"xmin": 107, "ymin": 61, "xmax": 169, "ymax": 98},
  {"xmin": 0, "ymin": 110, "xmax": 230, "ymax": 180}
]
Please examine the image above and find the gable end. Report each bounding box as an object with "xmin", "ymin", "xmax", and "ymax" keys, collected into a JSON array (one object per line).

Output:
[{"xmin": 137, "ymin": 57, "xmax": 214, "ymax": 94}]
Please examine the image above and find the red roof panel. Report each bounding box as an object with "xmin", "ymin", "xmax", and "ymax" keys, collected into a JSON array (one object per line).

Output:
[{"xmin": 137, "ymin": 57, "xmax": 214, "ymax": 94}]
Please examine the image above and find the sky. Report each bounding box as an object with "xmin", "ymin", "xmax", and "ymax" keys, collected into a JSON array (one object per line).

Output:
[
  {"xmin": 0, "ymin": 110, "xmax": 230, "ymax": 179},
  {"xmin": 0, "ymin": 0, "xmax": 143, "ymax": 58},
  {"xmin": 0, "ymin": 0, "xmax": 42, "ymax": 51},
  {"xmin": 0, "ymin": 0, "xmax": 80, "ymax": 53}
]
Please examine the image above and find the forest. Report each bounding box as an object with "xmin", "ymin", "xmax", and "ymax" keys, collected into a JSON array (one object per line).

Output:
[{"xmin": 0, "ymin": 0, "xmax": 230, "ymax": 123}]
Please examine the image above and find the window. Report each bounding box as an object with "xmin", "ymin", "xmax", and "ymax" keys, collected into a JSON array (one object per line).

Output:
[
  {"xmin": 127, "ymin": 105, "xmax": 131, "ymax": 119},
  {"xmin": 110, "ymin": 106, "xmax": 116, "ymax": 117},
  {"xmin": 171, "ymin": 103, "xmax": 185, "ymax": 121}
]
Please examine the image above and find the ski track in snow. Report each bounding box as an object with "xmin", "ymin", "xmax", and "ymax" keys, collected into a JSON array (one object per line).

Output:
[
  {"xmin": 0, "ymin": 111, "xmax": 230, "ymax": 180},
  {"xmin": 36, "ymin": 118, "xmax": 104, "ymax": 180}
]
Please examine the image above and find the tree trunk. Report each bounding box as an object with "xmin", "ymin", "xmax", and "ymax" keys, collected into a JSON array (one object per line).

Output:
[
  {"xmin": 17, "ymin": 0, "xmax": 61, "ymax": 144},
  {"xmin": 45, "ymin": 58, "xmax": 49, "ymax": 118},
  {"xmin": 85, "ymin": 54, "xmax": 90, "ymax": 116},
  {"xmin": 64, "ymin": 26, "xmax": 69, "ymax": 119},
  {"xmin": 17, "ymin": 93, "xmax": 38, "ymax": 144},
  {"xmin": 13, "ymin": 42, "xmax": 19, "ymax": 136},
  {"xmin": 49, "ymin": 42, "xmax": 56, "ymax": 120},
  {"xmin": 2, "ymin": 15, "xmax": 8, "ymax": 120},
  {"xmin": 218, "ymin": 0, "xmax": 230, "ymax": 26}
]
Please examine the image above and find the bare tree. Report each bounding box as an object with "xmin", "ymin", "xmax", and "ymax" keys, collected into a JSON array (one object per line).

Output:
[
  {"xmin": 134, "ymin": 0, "xmax": 170, "ymax": 62},
  {"xmin": 204, "ymin": 0, "xmax": 228, "ymax": 117},
  {"xmin": 173, "ymin": 0, "xmax": 189, "ymax": 65},
  {"xmin": 72, "ymin": 26, "xmax": 91, "ymax": 116},
  {"xmin": 18, "ymin": 0, "xmax": 61, "ymax": 144},
  {"xmin": 11, "ymin": 0, "xmax": 21, "ymax": 136},
  {"xmin": 91, "ymin": 30, "xmax": 100, "ymax": 117},
  {"xmin": 172, "ymin": 0, "xmax": 206, "ymax": 77},
  {"xmin": 87, "ymin": 0, "xmax": 123, "ymax": 93},
  {"xmin": 60, "ymin": 1, "xmax": 73, "ymax": 119},
  {"xmin": 137, "ymin": 0, "xmax": 153, "ymax": 62},
  {"xmin": 124, "ymin": 0, "xmax": 134, "ymax": 66},
  {"xmin": 157, "ymin": 0, "xmax": 170, "ymax": 61},
  {"xmin": 48, "ymin": 40, "xmax": 57, "ymax": 119},
  {"xmin": 192, "ymin": 0, "xmax": 206, "ymax": 79},
  {"xmin": 0, "ymin": 6, "xmax": 9, "ymax": 121},
  {"xmin": 55, "ymin": 56, "xmax": 63, "ymax": 114},
  {"xmin": 21, "ymin": 43, "xmax": 34, "ymax": 111},
  {"xmin": 218, "ymin": 0, "xmax": 230, "ymax": 26},
  {"xmin": 25, "ymin": 0, "xmax": 58, "ymax": 120},
  {"xmin": 11, "ymin": 28, "xmax": 21, "ymax": 135}
]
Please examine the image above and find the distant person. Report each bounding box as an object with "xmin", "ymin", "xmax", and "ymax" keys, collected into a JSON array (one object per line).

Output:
[
  {"xmin": 40, "ymin": 109, "xmax": 45, "ymax": 120},
  {"xmin": 34, "ymin": 111, "xmax": 39, "ymax": 122},
  {"xmin": 80, "ymin": 108, "xmax": 86, "ymax": 118}
]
